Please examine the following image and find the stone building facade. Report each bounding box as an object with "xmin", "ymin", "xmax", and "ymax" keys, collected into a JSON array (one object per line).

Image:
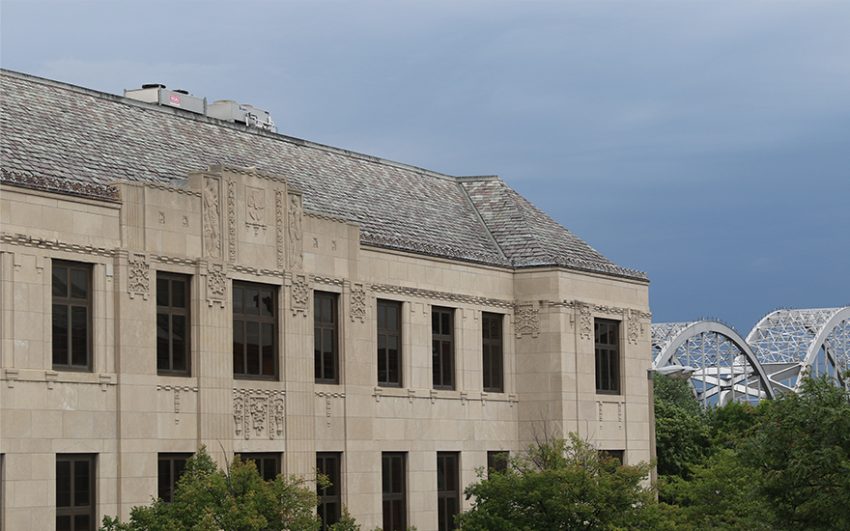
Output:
[{"xmin": 0, "ymin": 70, "xmax": 653, "ymax": 531}]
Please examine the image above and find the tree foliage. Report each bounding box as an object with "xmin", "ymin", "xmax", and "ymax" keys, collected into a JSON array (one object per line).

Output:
[{"xmin": 100, "ymin": 448, "xmax": 322, "ymax": 531}]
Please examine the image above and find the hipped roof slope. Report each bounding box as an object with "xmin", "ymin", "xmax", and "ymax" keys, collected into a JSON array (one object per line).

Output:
[{"xmin": 0, "ymin": 70, "xmax": 646, "ymax": 281}]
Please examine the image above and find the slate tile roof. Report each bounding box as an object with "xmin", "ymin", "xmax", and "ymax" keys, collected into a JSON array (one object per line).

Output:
[{"xmin": 0, "ymin": 69, "xmax": 647, "ymax": 281}]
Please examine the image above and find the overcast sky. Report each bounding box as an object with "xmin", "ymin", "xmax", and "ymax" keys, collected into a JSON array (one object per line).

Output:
[{"xmin": 2, "ymin": 0, "xmax": 848, "ymax": 332}]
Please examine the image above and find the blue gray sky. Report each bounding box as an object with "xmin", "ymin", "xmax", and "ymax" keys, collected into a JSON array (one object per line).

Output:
[{"xmin": 3, "ymin": 1, "xmax": 848, "ymax": 332}]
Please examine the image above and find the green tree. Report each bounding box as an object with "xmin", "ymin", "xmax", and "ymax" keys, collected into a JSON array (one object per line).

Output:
[
  {"xmin": 653, "ymin": 375, "xmax": 710, "ymax": 479},
  {"xmin": 457, "ymin": 433, "xmax": 673, "ymax": 531},
  {"xmin": 100, "ymin": 448, "xmax": 322, "ymax": 531}
]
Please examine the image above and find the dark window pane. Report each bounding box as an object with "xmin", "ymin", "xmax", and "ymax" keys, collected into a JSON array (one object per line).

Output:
[
  {"xmin": 233, "ymin": 321, "xmax": 244, "ymax": 375},
  {"xmin": 53, "ymin": 266, "xmax": 68, "ymax": 297},
  {"xmin": 74, "ymin": 459, "xmax": 90, "ymax": 505},
  {"xmin": 53, "ymin": 304, "xmax": 69, "ymax": 366},
  {"xmin": 260, "ymin": 290, "xmax": 274, "ymax": 317},
  {"xmin": 157, "ymin": 278, "xmax": 169, "ymax": 306},
  {"xmin": 172, "ymin": 315, "xmax": 186, "ymax": 371},
  {"xmin": 56, "ymin": 515, "xmax": 71, "ymax": 531},
  {"xmin": 233, "ymin": 285, "xmax": 243, "ymax": 314},
  {"xmin": 157, "ymin": 313, "xmax": 170, "ymax": 370},
  {"xmin": 71, "ymin": 306, "xmax": 88, "ymax": 367},
  {"xmin": 171, "ymin": 279, "xmax": 186, "ymax": 308},
  {"xmin": 74, "ymin": 514, "xmax": 90, "ymax": 530},
  {"xmin": 56, "ymin": 460, "xmax": 71, "ymax": 507},
  {"xmin": 246, "ymin": 321, "xmax": 260, "ymax": 374},
  {"xmin": 70, "ymin": 268, "xmax": 88, "ymax": 299}
]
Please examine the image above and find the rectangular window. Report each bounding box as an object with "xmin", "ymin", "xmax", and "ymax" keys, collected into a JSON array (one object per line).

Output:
[
  {"xmin": 316, "ymin": 452, "xmax": 341, "ymax": 530},
  {"xmin": 599, "ymin": 449, "xmax": 625, "ymax": 465},
  {"xmin": 437, "ymin": 452, "xmax": 460, "ymax": 531},
  {"xmin": 233, "ymin": 281, "xmax": 277, "ymax": 379},
  {"xmin": 432, "ymin": 307, "xmax": 455, "ymax": 390},
  {"xmin": 381, "ymin": 452, "xmax": 406, "ymax": 531},
  {"xmin": 482, "ymin": 313, "xmax": 504, "ymax": 392},
  {"xmin": 595, "ymin": 319, "xmax": 621, "ymax": 394},
  {"xmin": 56, "ymin": 454, "xmax": 95, "ymax": 531},
  {"xmin": 487, "ymin": 451, "xmax": 509, "ymax": 476},
  {"xmin": 52, "ymin": 261, "xmax": 92, "ymax": 371},
  {"xmin": 156, "ymin": 273, "xmax": 191, "ymax": 375},
  {"xmin": 237, "ymin": 453, "xmax": 281, "ymax": 482},
  {"xmin": 157, "ymin": 453, "xmax": 191, "ymax": 502},
  {"xmin": 377, "ymin": 300, "xmax": 402, "ymax": 387},
  {"xmin": 314, "ymin": 292, "xmax": 339, "ymax": 384}
]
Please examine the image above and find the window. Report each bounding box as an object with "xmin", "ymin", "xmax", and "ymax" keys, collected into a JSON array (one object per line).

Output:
[
  {"xmin": 381, "ymin": 452, "xmax": 406, "ymax": 531},
  {"xmin": 487, "ymin": 451, "xmax": 509, "ymax": 476},
  {"xmin": 52, "ymin": 261, "xmax": 92, "ymax": 371},
  {"xmin": 56, "ymin": 454, "xmax": 95, "ymax": 531},
  {"xmin": 377, "ymin": 300, "xmax": 402, "ymax": 387},
  {"xmin": 316, "ymin": 452, "xmax": 341, "ymax": 530},
  {"xmin": 599, "ymin": 449, "xmax": 625, "ymax": 465},
  {"xmin": 595, "ymin": 319, "xmax": 620, "ymax": 394},
  {"xmin": 233, "ymin": 281, "xmax": 277, "ymax": 379},
  {"xmin": 431, "ymin": 307, "xmax": 455, "ymax": 390},
  {"xmin": 437, "ymin": 452, "xmax": 460, "ymax": 531},
  {"xmin": 158, "ymin": 453, "xmax": 191, "ymax": 502},
  {"xmin": 482, "ymin": 313, "xmax": 503, "ymax": 392},
  {"xmin": 237, "ymin": 453, "xmax": 281, "ymax": 482},
  {"xmin": 314, "ymin": 292, "xmax": 339, "ymax": 384},
  {"xmin": 157, "ymin": 273, "xmax": 190, "ymax": 375}
]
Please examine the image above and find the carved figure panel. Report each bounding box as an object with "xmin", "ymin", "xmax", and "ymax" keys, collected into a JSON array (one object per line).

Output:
[
  {"xmin": 203, "ymin": 177, "xmax": 222, "ymax": 259},
  {"xmin": 515, "ymin": 302, "xmax": 540, "ymax": 338},
  {"xmin": 287, "ymin": 193, "xmax": 303, "ymax": 269},
  {"xmin": 206, "ymin": 263, "xmax": 227, "ymax": 307},
  {"xmin": 233, "ymin": 389, "xmax": 286, "ymax": 440},
  {"xmin": 275, "ymin": 189, "xmax": 284, "ymax": 269},
  {"xmin": 350, "ymin": 283, "xmax": 366, "ymax": 323},
  {"xmin": 246, "ymin": 186, "xmax": 266, "ymax": 236},
  {"xmin": 579, "ymin": 304, "xmax": 593, "ymax": 341},
  {"xmin": 290, "ymin": 274, "xmax": 310, "ymax": 317},
  {"xmin": 227, "ymin": 178, "xmax": 237, "ymax": 261}
]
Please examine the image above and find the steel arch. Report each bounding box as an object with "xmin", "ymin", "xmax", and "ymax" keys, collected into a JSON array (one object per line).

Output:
[
  {"xmin": 652, "ymin": 320, "xmax": 776, "ymax": 406},
  {"xmin": 746, "ymin": 307, "xmax": 850, "ymax": 393}
]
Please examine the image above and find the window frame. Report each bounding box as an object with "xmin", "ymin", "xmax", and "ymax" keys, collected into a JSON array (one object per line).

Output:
[
  {"xmin": 56, "ymin": 453, "xmax": 96, "ymax": 531},
  {"xmin": 52, "ymin": 260, "xmax": 93, "ymax": 372},
  {"xmin": 487, "ymin": 450, "xmax": 509, "ymax": 476},
  {"xmin": 381, "ymin": 452, "xmax": 407, "ymax": 531},
  {"xmin": 594, "ymin": 318, "xmax": 621, "ymax": 395},
  {"xmin": 237, "ymin": 452, "xmax": 281, "ymax": 482},
  {"xmin": 232, "ymin": 281, "xmax": 278, "ymax": 380},
  {"xmin": 156, "ymin": 272, "xmax": 191, "ymax": 376},
  {"xmin": 599, "ymin": 449, "xmax": 625, "ymax": 465},
  {"xmin": 377, "ymin": 299, "xmax": 403, "ymax": 388},
  {"xmin": 157, "ymin": 453, "xmax": 192, "ymax": 503},
  {"xmin": 437, "ymin": 451, "xmax": 461, "ymax": 531},
  {"xmin": 481, "ymin": 312, "xmax": 504, "ymax": 393},
  {"xmin": 431, "ymin": 307, "xmax": 455, "ymax": 390},
  {"xmin": 314, "ymin": 291, "xmax": 340, "ymax": 384},
  {"xmin": 316, "ymin": 452, "xmax": 342, "ymax": 530}
]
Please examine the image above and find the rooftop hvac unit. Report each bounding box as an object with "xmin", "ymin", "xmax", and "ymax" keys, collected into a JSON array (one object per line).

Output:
[
  {"xmin": 207, "ymin": 100, "xmax": 276, "ymax": 132},
  {"xmin": 124, "ymin": 84, "xmax": 206, "ymax": 115}
]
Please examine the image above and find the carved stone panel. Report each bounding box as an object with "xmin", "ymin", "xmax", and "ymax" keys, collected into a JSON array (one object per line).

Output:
[
  {"xmin": 227, "ymin": 178, "xmax": 237, "ymax": 261},
  {"xmin": 127, "ymin": 253, "xmax": 150, "ymax": 300},
  {"xmin": 275, "ymin": 189, "xmax": 285, "ymax": 269},
  {"xmin": 350, "ymin": 283, "xmax": 366, "ymax": 323},
  {"xmin": 514, "ymin": 302, "xmax": 540, "ymax": 338},
  {"xmin": 290, "ymin": 273, "xmax": 310, "ymax": 317},
  {"xmin": 202, "ymin": 177, "xmax": 222, "ymax": 259},
  {"xmin": 287, "ymin": 193, "xmax": 303, "ymax": 270},
  {"xmin": 206, "ymin": 263, "xmax": 227, "ymax": 307},
  {"xmin": 245, "ymin": 186, "xmax": 266, "ymax": 236},
  {"xmin": 578, "ymin": 303, "xmax": 593, "ymax": 341},
  {"xmin": 233, "ymin": 388, "xmax": 286, "ymax": 440}
]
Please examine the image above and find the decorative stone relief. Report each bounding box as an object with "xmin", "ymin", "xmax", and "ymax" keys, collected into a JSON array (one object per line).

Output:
[
  {"xmin": 514, "ymin": 302, "xmax": 540, "ymax": 338},
  {"xmin": 233, "ymin": 389, "xmax": 286, "ymax": 439},
  {"xmin": 245, "ymin": 186, "xmax": 266, "ymax": 235},
  {"xmin": 157, "ymin": 385, "xmax": 199, "ymax": 425},
  {"xmin": 578, "ymin": 304, "xmax": 593, "ymax": 341},
  {"xmin": 206, "ymin": 263, "xmax": 227, "ymax": 307},
  {"xmin": 287, "ymin": 193, "xmax": 303, "ymax": 269},
  {"xmin": 350, "ymin": 283, "xmax": 366, "ymax": 323},
  {"xmin": 127, "ymin": 253, "xmax": 150, "ymax": 300},
  {"xmin": 227, "ymin": 178, "xmax": 237, "ymax": 261},
  {"xmin": 202, "ymin": 178, "xmax": 222, "ymax": 259},
  {"xmin": 315, "ymin": 391, "xmax": 345, "ymax": 428},
  {"xmin": 275, "ymin": 189, "xmax": 284, "ymax": 269},
  {"xmin": 290, "ymin": 274, "xmax": 310, "ymax": 317},
  {"xmin": 627, "ymin": 309, "xmax": 642, "ymax": 345}
]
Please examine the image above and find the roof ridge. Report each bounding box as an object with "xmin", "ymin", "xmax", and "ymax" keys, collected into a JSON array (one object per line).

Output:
[
  {"xmin": 0, "ymin": 68, "xmax": 460, "ymax": 183},
  {"xmin": 458, "ymin": 179, "xmax": 510, "ymax": 264}
]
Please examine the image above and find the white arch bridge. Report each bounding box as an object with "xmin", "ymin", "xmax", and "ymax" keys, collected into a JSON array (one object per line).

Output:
[{"xmin": 651, "ymin": 307, "xmax": 850, "ymax": 407}]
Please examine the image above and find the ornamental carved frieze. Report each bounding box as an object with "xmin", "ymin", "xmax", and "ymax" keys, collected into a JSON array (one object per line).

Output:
[
  {"xmin": 202, "ymin": 177, "xmax": 222, "ymax": 259},
  {"xmin": 227, "ymin": 178, "xmax": 237, "ymax": 261},
  {"xmin": 245, "ymin": 186, "xmax": 266, "ymax": 236},
  {"xmin": 514, "ymin": 302, "xmax": 540, "ymax": 338},
  {"xmin": 275, "ymin": 189, "xmax": 285, "ymax": 269},
  {"xmin": 578, "ymin": 303, "xmax": 593, "ymax": 341},
  {"xmin": 287, "ymin": 193, "xmax": 304, "ymax": 270},
  {"xmin": 627, "ymin": 308, "xmax": 644, "ymax": 344},
  {"xmin": 290, "ymin": 273, "xmax": 310, "ymax": 317},
  {"xmin": 127, "ymin": 253, "xmax": 150, "ymax": 300},
  {"xmin": 350, "ymin": 283, "xmax": 367, "ymax": 323},
  {"xmin": 206, "ymin": 263, "xmax": 227, "ymax": 307},
  {"xmin": 233, "ymin": 389, "xmax": 285, "ymax": 440}
]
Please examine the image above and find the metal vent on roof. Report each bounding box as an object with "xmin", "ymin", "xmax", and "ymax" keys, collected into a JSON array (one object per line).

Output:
[{"xmin": 124, "ymin": 84, "xmax": 206, "ymax": 115}]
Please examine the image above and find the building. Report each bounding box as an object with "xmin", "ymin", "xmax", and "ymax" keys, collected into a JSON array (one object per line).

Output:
[{"xmin": 0, "ymin": 69, "xmax": 652, "ymax": 531}]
